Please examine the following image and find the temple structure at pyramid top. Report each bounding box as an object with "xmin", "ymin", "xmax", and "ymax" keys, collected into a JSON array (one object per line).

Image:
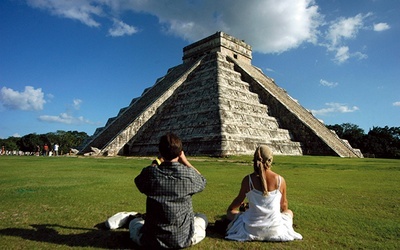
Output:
[
  {"xmin": 182, "ymin": 32, "xmax": 252, "ymax": 64},
  {"xmin": 79, "ymin": 32, "xmax": 362, "ymax": 157}
]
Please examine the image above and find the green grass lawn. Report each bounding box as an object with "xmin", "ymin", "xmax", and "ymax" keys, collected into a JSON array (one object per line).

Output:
[{"xmin": 0, "ymin": 155, "xmax": 399, "ymax": 249}]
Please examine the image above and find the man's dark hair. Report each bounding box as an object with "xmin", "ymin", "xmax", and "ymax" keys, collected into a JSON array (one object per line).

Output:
[{"xmin": 159, "ymin": 132, "xmax": 183, "ymax": 161}]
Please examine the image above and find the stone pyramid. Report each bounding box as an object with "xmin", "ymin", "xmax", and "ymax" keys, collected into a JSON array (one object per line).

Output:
[{"xmin": 79, "ymin": 32, "xmax": 362, "ymax": 157}]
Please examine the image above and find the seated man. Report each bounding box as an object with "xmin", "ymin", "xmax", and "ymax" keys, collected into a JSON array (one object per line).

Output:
[{"xmin": 130, "ymin": 132, "xmax": 207, "ymax": 249}]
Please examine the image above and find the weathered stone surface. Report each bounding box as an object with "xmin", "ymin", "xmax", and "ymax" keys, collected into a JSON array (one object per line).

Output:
[
  {"xmin": 70, "ymin": 148, "xmax": 79, "ymax": 155},
  {"xmin": 79, "ymin": 32, "xmax": 361, "ymax": 157}
]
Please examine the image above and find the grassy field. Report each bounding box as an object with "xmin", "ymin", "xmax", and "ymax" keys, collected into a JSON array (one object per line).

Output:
[{"xmin": 0, "ymin": 155, "xmax": 399, "ymax": 249}]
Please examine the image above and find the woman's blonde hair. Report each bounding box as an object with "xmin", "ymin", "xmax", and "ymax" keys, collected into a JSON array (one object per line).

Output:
[{"xmin": 253, "ymin": 145, "xmax": 273, "ymax": 196}]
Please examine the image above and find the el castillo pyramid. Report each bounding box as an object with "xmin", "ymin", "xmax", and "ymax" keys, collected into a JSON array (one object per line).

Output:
[{"xmin": 79, "ymin": 32, "xmax": 362, "ymax": 157}]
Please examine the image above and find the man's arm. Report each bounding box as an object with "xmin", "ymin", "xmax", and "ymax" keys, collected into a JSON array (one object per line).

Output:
[
  {"xmin": 134, "ymin": 167, "xmax": 151, "ymax": 194},
  {"xmin": 178, "ymin": 151, "xmax": 201, "ymax": 174},
  {"xmin": 177, "ymin": 151, "xmax": 206, "ymax": 194}
]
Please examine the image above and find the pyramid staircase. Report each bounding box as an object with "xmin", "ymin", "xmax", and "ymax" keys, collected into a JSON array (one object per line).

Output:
[{"xmin": 229, "ymin": 57, "xmax": 362, "ymax": 157}]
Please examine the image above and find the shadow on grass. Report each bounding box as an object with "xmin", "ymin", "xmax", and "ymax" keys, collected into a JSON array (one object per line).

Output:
[
  {"xmin": 206, "ymin": 219, "xmax": 230, "ymax": 239},
  {"xmin": 0, "ymin": 223, "xmax": 139, "ymax": 249},
  {"xmin": 0, "ymin": 221, "xmax": 228, "ymax": 249}
]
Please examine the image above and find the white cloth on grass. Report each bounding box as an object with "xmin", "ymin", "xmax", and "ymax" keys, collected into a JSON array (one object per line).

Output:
[{"xmin": 105, "ymin": 211, "xmax": 138, "ymax": 229}]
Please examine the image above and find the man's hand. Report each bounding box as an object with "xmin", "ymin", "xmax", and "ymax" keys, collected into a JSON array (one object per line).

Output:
[
  {"xmin": 151, "ymin": 157, "xmax": 163, "ymax": 166},
  {"xmin": 178, "ymin": 151, "xmax": 192, "ymax": 167},
  {"xmin": 179, "ymin": 151, "xmax": 201, "ymax": 174}
]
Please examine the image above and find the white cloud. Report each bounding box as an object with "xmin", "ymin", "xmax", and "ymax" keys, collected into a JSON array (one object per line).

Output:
[
  {"xmin": 26, "ymin": 0, "xmax": 322, "ymax": 52},
  {"xmin": 38, "ymin": 99, "xmax": 98, "ymax": 125},
  {"xmin": 320, "ymin": 79, "xmax": 338, "ymax": 88},
  {"xmin": 72, "ymin": 99, "xmax": 82, "ymax": 109},
  {"xmin": 333, "ymin": 46, "xmax": 350, "ymax": 64},
  {"xmin": 265, "ymin": 68, "xmax": 275, "ymax": 72},
  {"xmin": 353, "ymin": 51, "xmax": 368, "ymax": 60},
  {"xmin": 28, "ymin": 0, "xmax": 138, "ymax": 37},
  {"xmin": 136, "ymin": 0, "xmax": 323, "ymax": 53},
  {"xmin": 108, "ymin": 19, "xmax": 138, "ymax": 37},
  {"xmin": 38, "ymin": 112, "xmax": 93, "ymax": 125},
  {"xmin": 332, "ymin": 46, "xmax": 368, "ymax": 64},
  {"xmin": 25, "ymin": 0, "xmax": 383, "ymax": 62},
  {"xmin": 323, "ymin": 13, "xmax": 372, "ymax": 64},
  {"xmin": 12, "ymin": 133, "xmax": 21, "ymax": 138},
  {"xmin": 0, "ymin": 86, "xmax": 46, "ymax": 111},
  {"xmin": 311, "ymin": 102, "xmax": 359, "ymax": 116},
  {"xmin": 373, "ymin": 22, "xmax": 390, "ymax": 32},
  {"xmin": 325, "ymin": 14, "xmax": 367, "ymax": 47},
  {"xmin": 27, "ymin": 0, "xmax": 103, "ymax": 27},
  {"xmin": 393, "ymin": 102, "xmax": 400, "ymax": 107}
]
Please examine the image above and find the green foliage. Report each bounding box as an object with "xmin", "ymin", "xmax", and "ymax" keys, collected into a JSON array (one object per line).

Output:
[
  {"xmin": 0, "ymin": 130, "xmax": 89, "ymax": 155},
  {"xmin": 0, "ymin": 136, "xmax": 19, "ymax": 151},
  {"xmin": 0, "ymin": 155, "xmax": 399, "ymax": 249},
  {"xmin": 17, "ymin": 133, "xmax": 42, "ymax": 152},
  {"xmin": 365, "ymin": 126, "xmax": 400, "ymax": 158},
  {"xmin": 327, "ymin": 123, "xmax": 400, "ymax": 158}
]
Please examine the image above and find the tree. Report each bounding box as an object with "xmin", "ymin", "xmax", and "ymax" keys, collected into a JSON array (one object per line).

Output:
[
  {"xmin": 17, "ymin": 133, "xmax": 41, "ymax": 152},
  {"xmin": 364, "ymin": 126, "xmax": 400, "ymax": 158},
  {"xmin": 327, "ymin": 124, "xmax": 400, "ymax": 159},
  {"xmin": 1, "ymin": 130, "xmax": 89, "ymax": 156},
  {"xmin": 327, "ymin": 123, "xmax": 365, "ymax": 149},
  {"xmin": 0, "ymin": 136, "xmax": 19, "ymax": 152},
  {"xmin": 55, "ymin": 130, "xmax": 88, "ymax": 155}
]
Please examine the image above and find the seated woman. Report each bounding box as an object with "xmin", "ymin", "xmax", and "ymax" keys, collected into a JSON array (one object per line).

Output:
[{"xmin": 225, "ymin": 145, "xmax": 302, "ymax": 242}]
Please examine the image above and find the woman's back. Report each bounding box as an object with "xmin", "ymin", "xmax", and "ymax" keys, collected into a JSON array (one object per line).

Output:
[
  {"xmin": 227, "ymin": 174, "xmax": 285, "ymax": 241},
  {"xmin": 248, "ymin": 170, "xmax": 281, "ymax": 193},
  {"xmin": 245, "ymin": 174, "xmax": 282, "ymax": 221},
  {"xmin": 225, "ymin": 145, "xmax": 302, "ymax": 242},
  {"xmin": 227, "ymin": 174, "xmax": 302, "ymax": 242}
]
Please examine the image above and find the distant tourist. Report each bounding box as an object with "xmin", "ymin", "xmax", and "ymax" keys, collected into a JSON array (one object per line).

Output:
[
  {"xmin": 43, "ymin": 144, "xmax": 49, "ymax": 156},
  {"xmin": 54, "ymin": 143, "xmax": 59, "ymax": 156},
  {"xmin": 225, "ymin": 145, "xmax": 302, "ymax": 242}
]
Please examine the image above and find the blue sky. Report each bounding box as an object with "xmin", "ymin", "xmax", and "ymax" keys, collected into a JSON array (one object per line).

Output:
[{"xmin": 1, "ymin": 0, "xmax": 399, "ymax": 139}]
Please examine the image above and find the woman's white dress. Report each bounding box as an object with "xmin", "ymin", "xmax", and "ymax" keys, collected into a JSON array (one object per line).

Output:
[{"xmin": 225, "ymin": 175, "xmax": 302, "ymax": 242}]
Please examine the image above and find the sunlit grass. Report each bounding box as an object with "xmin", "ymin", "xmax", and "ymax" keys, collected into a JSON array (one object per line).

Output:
[{"xmin": 0, "ymin": 155, "xmax": 399, "ymax": 249}]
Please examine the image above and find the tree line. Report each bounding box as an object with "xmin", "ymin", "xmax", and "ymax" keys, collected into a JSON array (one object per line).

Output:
[
  {"xmin": 1, "ymin": 124, "xmax": 399, "ymax": 158},
  {"xmin": 0, "ymin": 130, "xmax": 89, "ymax": 156},
  {"xmin": 327, "ymin": 123, "xmax": 400, "ymax": 159}
]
